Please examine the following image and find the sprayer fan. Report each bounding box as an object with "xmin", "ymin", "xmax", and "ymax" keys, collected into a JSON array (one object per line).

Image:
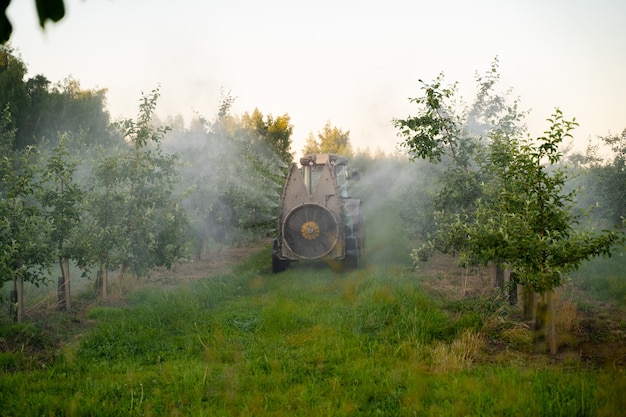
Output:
[{"xmin": 283, "ymin": 203, "xmax": 339, "ymax": 259}]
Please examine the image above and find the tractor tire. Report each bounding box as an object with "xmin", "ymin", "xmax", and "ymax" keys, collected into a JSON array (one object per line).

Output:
[
  {"xmin": 343, "ymin": 236, "xmax": 359, "ymax": 271},
  {"xmin": 271, "ymin": 239, "xmax": 290, "ymax": 273},
  {"xmin": 272, "ymin": 253, "xmax": 289, "ymax": 273}
]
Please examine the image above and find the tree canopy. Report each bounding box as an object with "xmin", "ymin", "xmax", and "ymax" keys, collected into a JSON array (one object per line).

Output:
[
  {"xmin": 241, "ymin": 107, "xmax": 294, "ymax": 166},
  {"xmin": 302, "ymin": 121, "xmax": 353, "ymax": 157},
  {"xmin": 580, "ymin": 129, "xmax": 626, "ymax": 226},
  {"xmin": 0, "ymin": 45, "xmax": 116, "ymax": 149},
  {"xmin": 394, "ymin": 61, "xmax": 623, "ymax": 295},
  {"xmin": 464, "ymin": 110, "xmax": 622, "ymax": 293}
]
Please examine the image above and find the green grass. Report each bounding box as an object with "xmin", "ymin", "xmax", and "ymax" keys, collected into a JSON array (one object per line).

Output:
[
  {"xmin": 569, "ymin": 247, "xmax": 626, "ymax": 309},
  {"xmin": 1, "ymin": 248, "xmax": 625, "ymax": 416}
]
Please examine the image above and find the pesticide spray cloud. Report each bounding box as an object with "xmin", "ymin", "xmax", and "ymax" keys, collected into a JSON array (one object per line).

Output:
[
  {"xmin": 348, "ymin": 153, "xmax": 440, "ymax": 268},
  {"xmin": 161, "ymin": 111, "xmax": 287, "ymax": 259}
]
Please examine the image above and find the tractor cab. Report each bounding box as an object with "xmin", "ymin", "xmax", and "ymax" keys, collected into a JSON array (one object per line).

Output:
[{"xmin": 299, "ymin": 153, "xmax": 350, "ymax": 198}]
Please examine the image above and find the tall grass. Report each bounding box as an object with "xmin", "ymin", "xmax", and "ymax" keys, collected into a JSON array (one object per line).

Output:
[{"xmin": 1, "ymin": 248, "xmax": 624, "ymax": 416}]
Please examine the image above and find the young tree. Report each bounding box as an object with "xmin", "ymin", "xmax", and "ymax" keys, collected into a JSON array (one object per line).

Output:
[
  {"xmin": 462, "ymin": 111, "xmax": 623, "ymax": 353},
  {"xmin": 85, "ymin": 88, "xmax": 187, "ymax": 296},
  {"xmin": 0, "ymin": 106, "xmax": 52, "ymax": 321},
  {"xmin": 395, "ymin": 61, "xmax": 623, "ymax": 354},
  {"xmin": 394, "ymin": 59, "xmax": 525, "ymax": 264},
  {"xmin": 41, "ymin": 135, "xmax": 83, "ymax": 311},
  {"xmin": 81, "ymin": 150, "xmax": 126, "ymax": 298}
]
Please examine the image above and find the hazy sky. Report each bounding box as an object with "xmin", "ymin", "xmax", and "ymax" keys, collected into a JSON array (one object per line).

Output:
[{"xmin": 6, "ymin": 0, "xmax": 626, "ymax": 156}]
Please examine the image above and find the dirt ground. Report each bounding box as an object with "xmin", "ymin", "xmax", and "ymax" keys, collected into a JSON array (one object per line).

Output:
[
  {"xmin": 149, "ymin": 244, "xmax": 266, "ymax": 284},
  {"xmin": 418, "ymin": 252, "xmax": 626, "ymax": 369}
]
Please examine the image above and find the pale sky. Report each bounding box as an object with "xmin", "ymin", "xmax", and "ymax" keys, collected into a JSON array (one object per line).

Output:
[{"xmin": 6, "ymin": 0, "xmax": 626, "ymax": 157}]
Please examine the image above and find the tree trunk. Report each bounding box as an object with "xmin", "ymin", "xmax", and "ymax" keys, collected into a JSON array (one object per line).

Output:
[
  {"xmin": 462, "ymin": 266, "xmax": 469, "ymax": 296},
  {"xmin": 522, "ymin": 286, "xmax": 535, "ymax": 321},
  {"xmin": 63, "ymin": 258, "xmax": 71, "ymax": 311},
  {"xmin": 95, "ymin": 267, "xmax": 102, "ymax": 294},
  {"xmin": 533, "ymin": 292, "xmax": 548, "ymax": 353},
  {"xmin": 9, "ymin": 288, "xmax": 17, "ymax": 322},
  {"xmin": 495, "ymin": 264, "xmax": 505, "ymax": 290},
  {"xmin": 57, "ymin": 276, "xmax": 66, "ymax": 311},
  {"xmin": 96, "ymin": 263, "xmax": 108, "ymax": 299},
  {"xmin": 195, "ymin": 235, "xmax": 205, "ymax": 261},
  {"xmin": 508, "ymin": 271, "xmax": 518, "ymax": 305},
  {"xmin": 101, "ymin": 264, "xmax": 108, "ymax": 299},
  {"xmin": 532, "ymin": 291, "xmax": 557, "ymax": 355},
  {"xmin": 547, "ymin": 290, "xmax": 557, "ymax": 356},
  {"xmin": 58, "ymin": 257, "xmax": 66, "ymax": 311},
  {"xmin": 17, "ymin": 273, "xmax": 24, "ymax": 323},
  {"xmin": 117, "ymin": 261, "xmax": 128, "ymax": 295},
  {"xmin": 58, "ymin": 257, "xmax": 71, "ymax": 311}
]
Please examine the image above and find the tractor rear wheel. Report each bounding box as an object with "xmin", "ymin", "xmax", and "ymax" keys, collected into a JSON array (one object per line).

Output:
[
  {"xmin": 343, "ymin": 236, "xmax": 359, "ymax": 271},
  {"xmin": 271, "ymin": 239, "xmax": 290, "ymax": 273}
]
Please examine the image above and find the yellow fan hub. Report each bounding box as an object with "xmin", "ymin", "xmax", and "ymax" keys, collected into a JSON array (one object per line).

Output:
[{"xmin": 301, "ymin": 221, "xmax": 320, "ymax": 240}]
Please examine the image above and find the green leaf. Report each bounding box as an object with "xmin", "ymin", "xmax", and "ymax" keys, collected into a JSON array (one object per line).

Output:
[{"xmin": 35, "ymin": 0, "xmax": 65, "ymax": 27}]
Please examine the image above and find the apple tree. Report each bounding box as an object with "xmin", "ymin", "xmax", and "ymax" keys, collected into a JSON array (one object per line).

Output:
[
  {"xmin": 83, "ymin": 88, "xmax": 187, "ymax": 297},
  {"xmin": 0, "ymin": 106, "xmax": 52, "ymax": 321},
  {"xmin": 395, "ymin": 62, "xmax": 624, "ymax": 354}
]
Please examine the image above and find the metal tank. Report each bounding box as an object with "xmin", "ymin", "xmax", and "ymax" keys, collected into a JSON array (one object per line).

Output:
[{"xmin": 272, "ymin": 153, "xmax": 365, "ymax": 272}]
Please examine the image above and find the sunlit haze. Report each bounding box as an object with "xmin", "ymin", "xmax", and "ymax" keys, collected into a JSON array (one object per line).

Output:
[{"xmin": 6, "ymin": 0, "xmax": 626, "ymax": 157}]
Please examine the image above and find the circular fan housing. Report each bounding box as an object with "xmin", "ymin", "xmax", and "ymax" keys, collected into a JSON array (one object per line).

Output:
[{"xmin": 283, "ymin": 204, "xmax": 339, "ymax": 259}]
